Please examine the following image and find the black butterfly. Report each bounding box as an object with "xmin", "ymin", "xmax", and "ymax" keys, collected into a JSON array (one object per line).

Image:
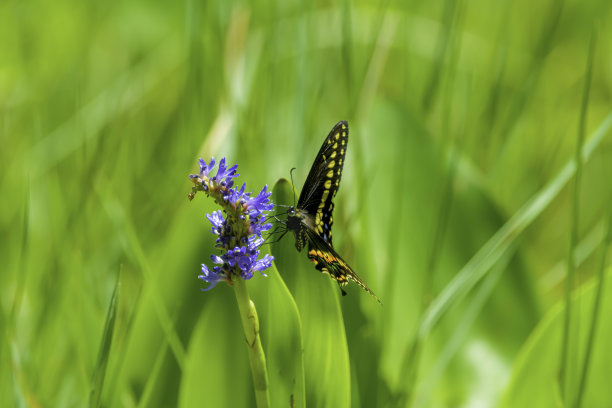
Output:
[{"xmin": 286, "ymin": 121, "xmax": 380, "ymax": 303}]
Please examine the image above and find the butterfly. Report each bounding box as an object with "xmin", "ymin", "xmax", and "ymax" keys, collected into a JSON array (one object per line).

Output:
[{"xmin": 285, "ymin": 120, "xmax": 381, "ymax": 303}]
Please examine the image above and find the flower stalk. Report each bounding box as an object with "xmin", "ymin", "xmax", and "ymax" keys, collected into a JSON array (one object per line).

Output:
[{"xmin": 233, "ymin": 277, "xmax": 270, "ymax": 408}]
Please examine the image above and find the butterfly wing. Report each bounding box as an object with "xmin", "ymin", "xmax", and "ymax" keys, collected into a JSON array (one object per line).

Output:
[
  {"xmin": 296, "ymin": 120, "xmax": 348, "ymax": 245},
  {"xmin": 305, "ymin": 227, "xmax": 381, "ymax": 303},
  {"xmin": 288, "ymin": 121, "xmax": 380, "ymax": 303}
]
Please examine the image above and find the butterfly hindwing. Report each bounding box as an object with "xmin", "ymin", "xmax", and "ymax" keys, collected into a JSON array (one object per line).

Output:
[{"xmin": 305, "ymin": 227, "xmax": 380, "ymax": 302}]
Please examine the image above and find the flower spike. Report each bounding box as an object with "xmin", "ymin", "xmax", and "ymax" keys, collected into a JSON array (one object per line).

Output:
[{"xmin": 189, "ymin": 157, "xmax": 274, "ymax": 290}]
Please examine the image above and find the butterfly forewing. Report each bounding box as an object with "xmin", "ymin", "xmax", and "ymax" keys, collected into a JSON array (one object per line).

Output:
[{"xmin": 297, "ymin": 120, "xmax": 348, "ymax": 245}]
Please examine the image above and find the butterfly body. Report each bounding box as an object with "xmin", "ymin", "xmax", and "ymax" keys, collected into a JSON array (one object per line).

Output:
[{"xmin": 286, "ymin": 121, "xmax": 380, "ymax": 303}]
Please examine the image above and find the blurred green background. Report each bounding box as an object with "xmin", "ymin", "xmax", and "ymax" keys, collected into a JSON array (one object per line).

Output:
[{"xmin": 2, "ymin": 0, "xmax": 612, "ymax": 406}]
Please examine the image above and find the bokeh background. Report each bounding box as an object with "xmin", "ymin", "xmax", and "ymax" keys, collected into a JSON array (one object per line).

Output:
[{"xmin": 2, "ymin": 0, "xmax": 612, "ymax": 407}]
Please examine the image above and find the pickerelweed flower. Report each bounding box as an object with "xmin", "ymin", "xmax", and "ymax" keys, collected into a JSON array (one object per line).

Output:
[{"xmin": 189, "ymin": 157, "xmax": 274, "ymax": 290}]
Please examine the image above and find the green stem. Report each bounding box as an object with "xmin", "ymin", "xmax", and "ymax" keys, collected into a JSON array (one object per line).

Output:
[
  {"xmin": 560, "ymin": 29, "xmax": 595, "ymax": 404},
  {"xmin": 233, "ymin": 277, "xmax": 270, "ymax": 408}
]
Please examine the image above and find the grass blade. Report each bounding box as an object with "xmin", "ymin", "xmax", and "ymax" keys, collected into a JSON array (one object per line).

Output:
[
  {"xmin": 576, "ymin": 186, "xmax": 612, "ymax": 407},
  {"xmin": 419, "ymin": 109, "xmax": 612, "ymax": 341},
  {"xmin": 89, "ymin": 273, "xmax": 120, "ymax": 408},
  {"xmin": 559, "ymin": 29, "xmax": 595, "ymax": 404}
]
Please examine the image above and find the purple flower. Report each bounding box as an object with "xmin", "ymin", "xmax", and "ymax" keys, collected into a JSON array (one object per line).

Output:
[
  {"xmin": 213, "ymin": 157, "xmax": 239, "ymax": 188},
  {"xmin": 252, "ymin": 254, "xmax": 274, "ymax": 276},
  {"xmin": 189, "ymin": 157, "xmax": 275, "ymax": 290},
  {"xmin": 248, "ymin": 235, "xmax": 264, "ymax": 249},
  {"xmin": 189, "ymin": 157, "xmax": 216, "ymax": 192},
  {"xmin": 206, "ymin": 210, "xmax": 230, "ymax": 248},
  {"xmin": 246, "ymin": 185, "xmax": 274, "ymax": 215},
  {"xmin": 226, "ymin": 183, "xmax": 247, "ymax": 205},
  {"xmin": 198, "ymin": 264, "xmax": 226, "ymax": 291},
  {"xmin": 206, "ymin": 210, "xmax": 224, "ymax": 233},
  {"xmin": 198, "ymin": 157, "xmax": 216, "ymax": 178},
  {"xmin": 249, "ymin": 219, "xmax": 272, "ymax": 237}
]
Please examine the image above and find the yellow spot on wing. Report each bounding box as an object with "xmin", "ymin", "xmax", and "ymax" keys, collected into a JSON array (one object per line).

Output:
[
  {"xmin": 330, "ymin": 151, "xmax": 337, "ymax": 159},
  {"xmin": 333, "ymin": 142, "xmax": 338, "ymax": 149},
  {"xmin": 335, "ymin": 133, "xmax": 340, "ymax": 140},
  {"xmin": 324, "ymin": 180, "xmax": 331, "ymax": 189},
  {"xmin": 326, "ymin": 170, "xmax": 334, "ymax": 178},
  {"xmin": 327, "ymin": 160, "xmax": 335, "ymax": 169},
  {"xmin": 321, "ymin": 190, "xmax": 329, "ymax": 203}
]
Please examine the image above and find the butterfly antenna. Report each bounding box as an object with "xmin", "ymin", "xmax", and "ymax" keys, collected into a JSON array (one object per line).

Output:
[{"xmin": 289, "ymin": 167, "xmax": 297, "ymax": 207}]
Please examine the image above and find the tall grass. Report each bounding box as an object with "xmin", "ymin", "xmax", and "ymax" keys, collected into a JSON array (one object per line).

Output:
[{"xmin": 2, "ymin": 1, "xmax": 612, "ymax": 407}]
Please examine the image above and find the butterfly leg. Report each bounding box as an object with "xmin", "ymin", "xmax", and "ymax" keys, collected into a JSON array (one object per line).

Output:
[{"xmin": 264, "ymin": 228, "xmax": 288, "ymax": 245}]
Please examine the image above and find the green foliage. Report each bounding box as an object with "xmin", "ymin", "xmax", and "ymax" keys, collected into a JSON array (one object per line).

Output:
[
  {"xmin": 2, "ymin": 0, "xmax": 612, "ymax": 407},
  {"xmin": 501, "ymin": 271, "xmax": 612, "ymax": 408}
]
